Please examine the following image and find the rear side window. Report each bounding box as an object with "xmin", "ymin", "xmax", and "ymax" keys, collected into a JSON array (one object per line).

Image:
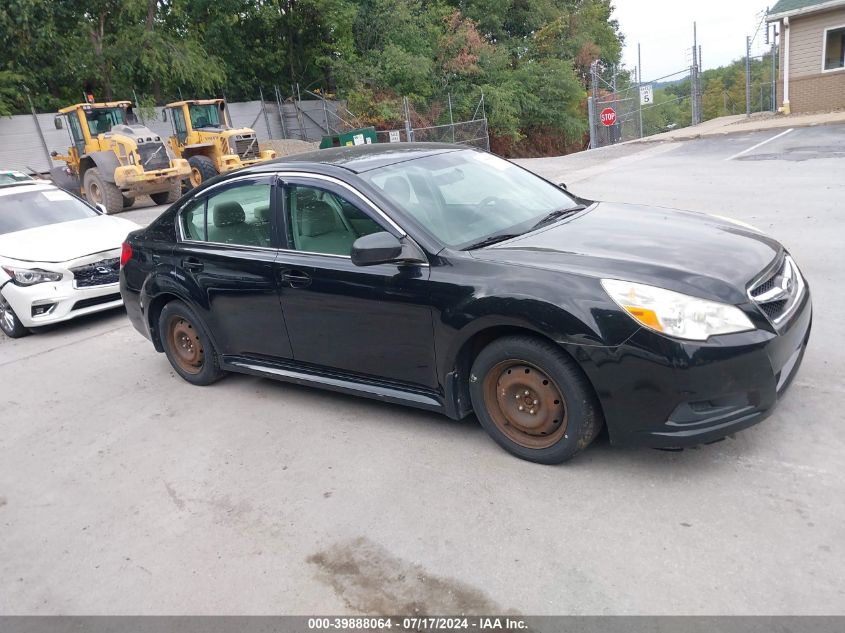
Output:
[
  {"xmin": 181, "ymin": 198, "xmax": 205, "ymax": 240},
  {"xmin": 179, "ymin": 181, "xmax": 273, "ymax": 247}
]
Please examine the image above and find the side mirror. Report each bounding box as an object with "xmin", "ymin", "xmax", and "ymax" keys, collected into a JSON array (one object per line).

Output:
[
  {"xmin": 351, "ymin": 232, "xmax": 403, "ymax": 266},
  {"xmin": 351, "ymin": 231, "xmax": 426, "ymax": 267},
  {"xmin": 54, "ymin": 117, "xmax": 63, "ymax": 130},
  {"xmin": 96, "ymin": 203, "xmax": 107, "ymax": 214},
  {"xmin": 161, "ymin": 109, "xmax": 167, "ymax": 122}
]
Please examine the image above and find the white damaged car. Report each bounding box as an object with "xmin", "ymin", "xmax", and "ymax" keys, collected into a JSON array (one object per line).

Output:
[{"xmin": 0, "ymin": 180, "xmax": 140, "ymax": 338}]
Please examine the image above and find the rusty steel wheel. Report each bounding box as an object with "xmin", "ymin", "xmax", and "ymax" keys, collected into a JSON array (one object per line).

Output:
[
  {"xmin": 482, "ymin": 360, "xmax": 568, "ymax": 449},
  {"xmin": 469, "ymin": 335, "xmax": 603, "ymax": 463},
  {"xmin": 166, "ymin": 316, "xmax": 205, "ymax": 375},
  {"xmin": 189, "ymin": 167, "xmax": 203, "ymax": 188}
]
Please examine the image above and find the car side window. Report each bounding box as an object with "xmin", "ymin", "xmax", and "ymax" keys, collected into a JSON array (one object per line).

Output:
[
  {"xmin": 181, "ymin": 198, "xmax": 205, "ymax": 240},
  {"xmin": 285, "ymin": 184, "xmax": 383, "ymax": 256},
  {"xmin": 181, "ymin": 182, "xmax": 273, "ymax": 247}
]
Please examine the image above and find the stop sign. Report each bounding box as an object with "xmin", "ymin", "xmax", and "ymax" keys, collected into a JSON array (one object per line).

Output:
[{"xmin": 600, "ymin": 107, "xmax": 617, "ymax": 127}]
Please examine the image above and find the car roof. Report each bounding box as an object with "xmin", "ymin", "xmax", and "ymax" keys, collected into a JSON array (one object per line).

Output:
[{"xmin": 248, "ymin": 142, "xmax": 470, "ymax": 175}]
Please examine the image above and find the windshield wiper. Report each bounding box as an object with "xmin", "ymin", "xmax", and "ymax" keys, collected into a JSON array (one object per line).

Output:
[
  {"xmin": 529, "ymin": 205, "xmax": 587, "ymax": 231},
  {"xmin": 462, "ymin": 232, "xmax": 523, "ymax": 251}
]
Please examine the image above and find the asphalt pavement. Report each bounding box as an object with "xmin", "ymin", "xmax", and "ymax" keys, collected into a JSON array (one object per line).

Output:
[{"xmin": 1, "ymin": 125, "xmax": 844, "ymax": 615}]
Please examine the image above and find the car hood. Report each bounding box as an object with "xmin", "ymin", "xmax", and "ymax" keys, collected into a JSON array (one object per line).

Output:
[
  {"xmin": 0, "ymin": 215, "xmax": 140, "ymax": 263},
  {"xmin": 472, "ymin": 202, "xmax": 783, "ymax": 304}
]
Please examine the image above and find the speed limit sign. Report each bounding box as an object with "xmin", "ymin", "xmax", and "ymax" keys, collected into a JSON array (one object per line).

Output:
[{"xmin": 639, "ymin": 84, "xmax": 654, "ymax": 105}]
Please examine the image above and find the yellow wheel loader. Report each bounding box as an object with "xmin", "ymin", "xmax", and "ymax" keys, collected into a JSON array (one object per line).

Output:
[
  {"xmin": 162, "ymin": 99, "xmax": 276, "ymax": 190},
  {"xmin": 51, "ymin": 101, "xmax": 190, "ymax": 213}
]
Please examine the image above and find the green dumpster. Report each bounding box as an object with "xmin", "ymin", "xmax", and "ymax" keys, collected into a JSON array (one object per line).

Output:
[{"xmin": 320, "ymin": 126, "xmax": 378, "ymax": 149}]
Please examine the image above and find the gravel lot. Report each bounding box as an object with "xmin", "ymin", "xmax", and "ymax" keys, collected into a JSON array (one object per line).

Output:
[{"xmin": 1, "ymin": 125, "xmax": 843, "ymax": 615}]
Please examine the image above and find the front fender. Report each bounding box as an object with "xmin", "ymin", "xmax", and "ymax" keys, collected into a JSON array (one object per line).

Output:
[{"xmin": 83, "ymin": 151, "xmax": 121, "ymax": 182}]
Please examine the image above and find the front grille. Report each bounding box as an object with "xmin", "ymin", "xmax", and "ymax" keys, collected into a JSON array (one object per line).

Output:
[
  {"xmin": 70, "ymin": 257, "xmax": 120, "ymax": 288},
  {"xmin": 137, "ymin": 141, "xmax": 170, "ymax": 170},
  {"xmin": 234, "ymin": 135, "xmax": 259, "ymax": 160},
  {"xmin": 72, "ymin": 293, "xmax": 121, "ymax": 311},
  {"xmin": 748, "ymin": 255, "xmax": 804, "ymax": 326}
]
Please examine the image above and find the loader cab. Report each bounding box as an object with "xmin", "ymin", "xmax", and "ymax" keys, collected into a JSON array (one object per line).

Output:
[{"xmin": 56, "ymin": 102, "xmax": 132, "ymax": 154}]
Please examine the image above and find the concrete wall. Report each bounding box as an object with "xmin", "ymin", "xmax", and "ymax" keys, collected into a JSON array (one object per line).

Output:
[{"xmin": 775, "ymin": 7, "xmax": 845, "ymax": 113}]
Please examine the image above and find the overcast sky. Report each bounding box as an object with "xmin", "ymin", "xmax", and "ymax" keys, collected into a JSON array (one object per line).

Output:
[{"xmin": 613, "ymin": 0, "xmax": 776, "ymax": 80}]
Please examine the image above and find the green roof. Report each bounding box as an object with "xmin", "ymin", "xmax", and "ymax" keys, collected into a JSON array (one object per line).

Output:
[{"xmin": 769, "ymin": 0, "xmax": 845, "ymax": 17}]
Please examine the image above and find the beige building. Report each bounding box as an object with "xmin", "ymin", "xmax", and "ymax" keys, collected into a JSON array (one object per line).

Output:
[{"xmin": 768, "ymin": 0, "xmax": 845, "ymax": 113}]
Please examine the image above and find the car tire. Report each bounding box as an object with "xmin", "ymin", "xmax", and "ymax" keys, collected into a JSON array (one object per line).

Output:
[
  {"xmin": 0, "ymin": 291, "xmax": 30, "ymax": 339},
  {"xmin": 186, "ymin": 155, "xmax": 218, "ymax": 191},
  {"xmin": 158, "ymin": 300, "xmax": 225, "ymax": 386},
  {"xmin": 469, "ymin": 335, "xmax": 603, "ymax": 464},
  {"xmin": 83, "ymin": 168, "xmax": 123, "ymax": 214},
  {"xmin": 150, "ymin": 179, "xmax": 181, "ymax": 206}
]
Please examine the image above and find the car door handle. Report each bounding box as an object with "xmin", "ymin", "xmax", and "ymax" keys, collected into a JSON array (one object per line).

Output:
[
  {"xmin": 182, "ymin": 258, "xmax": 204, "ymax": 273},
  {"xmin": 280, "ymin": 269, "xmax": 311, "ymax": 288}
]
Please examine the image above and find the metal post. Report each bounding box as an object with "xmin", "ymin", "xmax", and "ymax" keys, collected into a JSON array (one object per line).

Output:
[
  {"xmin": 132, "ymin": 89, "xmax": 145, "ymax": 124},
  {"xmin": 746, "ymin": 36, "xmax": 752, "ymax": 117},
  {"xmin": 221, "ymin": 88, "xmax": 233, "ymax": 127},
  {"xmin": 258, "ymin": 86, "xmax": 273, "ymax": 139},
  {"xmin": 587, "ymin": 96, "xmax": 597, "ymax": 149},
  {"xmin": 274, "ymin": 86, "xmax": 288, "ymax": 139},
  {"xmin": 692, "ymin": 22, "xmax": 698, "ymax": 125},
  {"xmin": 637, "ymin": 43, "xmax": 643, "ymax": 138},
  {"xmin": 448, "ymin": 93, "xmax": 455, "ymax": 143},
  {"xmin": 321, "ymin": 88, "xmax": 331, "ymax": 135},
  {"xmin": 178, "ymin": 86, "xmax": 183, "ymax": 100},
  {"xmin": 403, "ymin": 97, "xmax": 413, "ymax": 142},
  {"xmin": 26, "ymin": 90, "xmax": 52, "ymax": 171}
]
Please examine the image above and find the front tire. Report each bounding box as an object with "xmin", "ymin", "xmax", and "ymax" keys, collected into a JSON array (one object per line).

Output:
[
  {"xmin": 185, "ymin": 155, "xmax": 218, "ymax": 191},
  {"xmin": 83, "ymin": 168, "xmax": 123, "ymax": 214},
  {"xmin": 158, "ymin": 300, "xmax": 225, "ymax": 386},
  {"xmin": 150, "ymin": 179, "xmax": 181, "ymax": 206},
  {"xmin": 469, "ymin": 336, "xmax": 603, "ymax": 464},
  {"xmin": 0, "ymin": 292, "xmax": 30, "ymax": 339}
]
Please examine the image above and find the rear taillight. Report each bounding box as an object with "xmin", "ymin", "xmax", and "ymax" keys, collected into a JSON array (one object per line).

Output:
[{"xmin": 120, "ymin": 242, "xmax": 133, "ymax": 267}]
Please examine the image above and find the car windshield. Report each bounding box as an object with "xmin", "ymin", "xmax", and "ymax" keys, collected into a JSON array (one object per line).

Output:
[
  {"xmin": 0, "ymin": 172, "xmax": 34, "ymax": 185},
  {"xmin": 361, "ymin": 149, "xmax": 581, "ymax": 248},
  {"xmin": 0, "ymin": 188, "xmax": 98, "ymax": 235},
  {"xmin": 85, "ymin": 107, "xmax": 127, "ymax": 135},
  {"xmin": 189, "ymin": 104, "xmax": 222, "ymax": 129}
]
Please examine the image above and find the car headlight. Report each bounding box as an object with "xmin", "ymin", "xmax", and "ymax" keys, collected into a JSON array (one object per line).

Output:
[
  {"xmin": 2, "ymin": 266, "xmax": 63, "ymax": 286},
  {"xmin": 601, "ymin": 279, "xmax": 754, "ymax": 341}
]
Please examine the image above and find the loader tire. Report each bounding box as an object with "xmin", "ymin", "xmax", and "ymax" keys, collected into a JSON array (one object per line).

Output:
[
  {"xmin": 186, "ymin": 155, "xmax": 219, "ymax": 191},
  {"xmin": 150, "ymin": 179, "xmax": 182, "ymax": 206},
  {"xmin": 83, "ymin": 168, "xmax": 123, "ymax": 215}
]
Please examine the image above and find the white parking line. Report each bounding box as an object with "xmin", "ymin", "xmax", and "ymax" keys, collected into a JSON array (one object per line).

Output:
[{"xmin": 725, "ymin": 128, "xmax": 794, "ymax": 161}]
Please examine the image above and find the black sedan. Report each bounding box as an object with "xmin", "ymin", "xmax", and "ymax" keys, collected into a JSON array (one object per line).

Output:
[{"xmin": 120, "ymin": 143, "xmax": 811, "ymax": 464}]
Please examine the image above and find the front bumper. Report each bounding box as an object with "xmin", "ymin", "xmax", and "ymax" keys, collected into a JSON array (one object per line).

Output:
[
  {"xmin": 569, "ymin": 290, "xmax": 812, "ymax": 448},
  {"xmin": 1, "ymin": 252, "xmax": 124, "ymax": 329},
  {"xmin": 1, "ymin": 278, "xmax": 123, "ymax": 328},
  {"xmin": 218, "ymin": 150, "xmax": 277, "ymax": 173},
  {"xmin": 114, "ymin": 160, "xmax": 190, "ymax": 191}
]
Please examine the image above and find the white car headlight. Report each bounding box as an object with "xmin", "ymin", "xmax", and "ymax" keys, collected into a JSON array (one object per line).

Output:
[
  {"xmin": 2, "ymin": 266, "xmax": 63, "ymax": 286},
  {"xmin": 601, "ymin": 279, "xmax": 754, "ymax": 341}
]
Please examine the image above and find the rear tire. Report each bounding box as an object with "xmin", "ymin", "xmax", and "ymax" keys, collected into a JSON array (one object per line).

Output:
[
  {"xmin": 150, "ymin": 179, "xmax": 181, "ymax": 206},
  {"xmin": 158, "ymin": 300, "xmax": 225, "ymax": 386},
  {"xmin": 185, "ymin": 155, "xmax": 218, "ymax": 191},
  {"xmin": 83, "ymin": 168, "xmax": 123, "ymax": 214},
  {"xmin": 0, "ymin": 292, "xmax": 30, "ymax": 339},
  {"xmin": 469, "ymin": 335, "xmax": 603, "ymax": 464}
]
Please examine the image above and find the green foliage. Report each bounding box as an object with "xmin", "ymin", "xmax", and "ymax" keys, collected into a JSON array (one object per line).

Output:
[{"xmin": 3, "ymin": 0, "xmax": 626, "ymax": 154}]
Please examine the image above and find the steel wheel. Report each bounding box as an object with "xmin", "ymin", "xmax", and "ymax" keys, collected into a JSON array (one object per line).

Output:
[
  {"xmin": 189, "ymin": 167, "xmax": 203, "ymax": 188},
  {"xmin": 482, "ymin": 360, "xmax": 568, "ymax": 449},
  {"xmin": 87, "ymin": 179, "xmax": 103, "ymax": 205},
  {"xmin": 167, "ymin": 315, "xmax": 204, "ymax": 375}
]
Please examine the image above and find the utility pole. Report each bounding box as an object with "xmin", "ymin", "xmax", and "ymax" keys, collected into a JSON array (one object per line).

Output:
[
  {"xmin": 638, "ymin": 43, "xmax": 643, "ymax": 139},
  {"xmin": 692, "ymin": 22, "xmax": 699, "ymax": 125},
  {"xmin": 771, "ymin": 29, "xmax": 778, "ymax": 112},
  {"xmin": 746, "ymin": 36, "xmax": 752, "ymax": 117}
]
